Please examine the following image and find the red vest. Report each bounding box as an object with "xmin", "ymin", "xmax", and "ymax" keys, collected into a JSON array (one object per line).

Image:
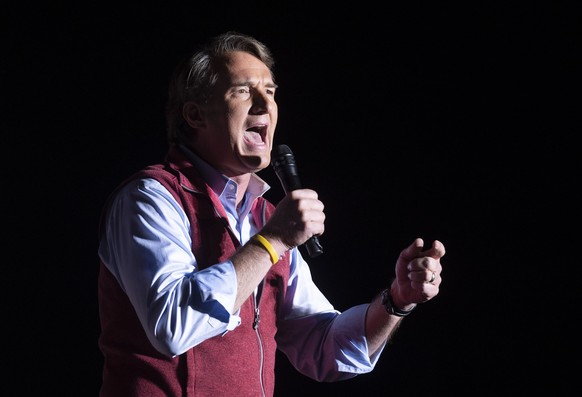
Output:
[{"xmin": 98, "ymin": 146, "xmax": 290, "ymax": 396}]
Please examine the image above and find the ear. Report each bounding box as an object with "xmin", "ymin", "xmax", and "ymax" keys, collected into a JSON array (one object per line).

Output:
[{"xmin": 183, "ymin": 101, "xmax": 205, "ymax": 128}]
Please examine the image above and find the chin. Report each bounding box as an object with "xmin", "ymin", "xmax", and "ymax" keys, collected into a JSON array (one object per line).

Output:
[{"xmin": 241, "ymin": 154, "xmax": 268, "ymax": 172}]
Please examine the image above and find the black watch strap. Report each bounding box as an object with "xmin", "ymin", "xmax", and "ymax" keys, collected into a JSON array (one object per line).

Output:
[{"xmin": 381, "ymin": 289, "xmax": 416, "ymax": 317}]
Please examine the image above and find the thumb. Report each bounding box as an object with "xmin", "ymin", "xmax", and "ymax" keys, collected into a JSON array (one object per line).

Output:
[
  {"xmin": 395, "ymin": 238, "xmax": 424, "ymax": 281},
  {"xmin": 399, "ymin": 238, "xmax": 425, "ymax": 261}
]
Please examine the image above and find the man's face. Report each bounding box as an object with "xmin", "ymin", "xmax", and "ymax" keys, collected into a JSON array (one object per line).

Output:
[{"xmin": 189, "ymin": 51, "xmax": 278, "ymax": 177}]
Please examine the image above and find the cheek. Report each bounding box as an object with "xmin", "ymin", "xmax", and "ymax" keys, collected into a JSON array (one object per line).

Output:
[
  {"xmin": 270, "ymin": 106, "xmax": 278, "ymax": 132},
  {"xmin": 225, "ymin": 106, "xmax": 247, "ymax": 129}
]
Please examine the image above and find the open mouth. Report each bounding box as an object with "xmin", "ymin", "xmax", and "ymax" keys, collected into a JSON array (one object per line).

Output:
[{"xmin": 244, "ymin": 125, "xmax": 267, "ymax": 146}]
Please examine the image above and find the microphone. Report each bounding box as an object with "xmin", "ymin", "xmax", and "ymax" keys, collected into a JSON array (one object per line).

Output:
[{"xmin": 271, "ymin": 144, "xmax": 323, "ymax": 258}]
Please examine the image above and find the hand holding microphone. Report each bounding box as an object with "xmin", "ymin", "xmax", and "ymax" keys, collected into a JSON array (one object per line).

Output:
[{"xmin": 271, "ymin": 144, "xmax": 324, "ymax": 258}]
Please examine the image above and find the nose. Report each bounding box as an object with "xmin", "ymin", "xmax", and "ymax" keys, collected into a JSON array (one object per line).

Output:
[{"xmin": 250, "ymin": 90, "xmax": 273, "ymax": 114}]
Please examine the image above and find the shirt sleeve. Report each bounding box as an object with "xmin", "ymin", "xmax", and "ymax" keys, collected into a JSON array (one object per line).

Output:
[
  {"xmin": 98, "ymin": 178, "xmax": 241, "ymax": 357},
  {"xmin": 275, "ymin": 249, "xmax": 385, "ymax": 382}
]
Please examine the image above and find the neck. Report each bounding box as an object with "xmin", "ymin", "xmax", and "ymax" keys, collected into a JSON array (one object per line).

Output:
[{"xmin": 230, "ymin": 174, "xmax": 251, "ymax": 208}]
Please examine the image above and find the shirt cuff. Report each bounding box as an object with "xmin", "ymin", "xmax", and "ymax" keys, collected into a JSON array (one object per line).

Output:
[
  {"xmin": 333, "ymin": 304, "xmax": 383, "ymax": 372},
  {"xmin": 196, "ymin": 260, "xmax": 241, "ymax": 331}
]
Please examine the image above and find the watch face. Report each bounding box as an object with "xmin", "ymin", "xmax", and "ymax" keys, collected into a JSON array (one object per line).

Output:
[{"xmin": 381, "ymin": 289, "xmax": 393, "ymax": 314}]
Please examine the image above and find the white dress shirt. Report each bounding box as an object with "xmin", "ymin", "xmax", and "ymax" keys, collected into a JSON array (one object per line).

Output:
[{"xmin": 98, "ymin": 150, "xmax": 383, "ymax": 381}]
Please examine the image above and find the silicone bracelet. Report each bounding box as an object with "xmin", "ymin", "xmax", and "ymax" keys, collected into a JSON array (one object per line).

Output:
[{"xmin": 252, "ymin": 234, "xmax": 279, "ymax": 265}]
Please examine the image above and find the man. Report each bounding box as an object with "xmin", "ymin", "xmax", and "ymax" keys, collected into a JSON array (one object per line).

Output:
[{"xmin": 97, "ymin": 31, "xmax": 445, "ymax": 397}]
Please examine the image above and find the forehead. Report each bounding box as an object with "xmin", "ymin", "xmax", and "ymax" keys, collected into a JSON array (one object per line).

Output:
[{"xmin": 219, "ymin": 51, "xmax": 273, "ymax": 82}]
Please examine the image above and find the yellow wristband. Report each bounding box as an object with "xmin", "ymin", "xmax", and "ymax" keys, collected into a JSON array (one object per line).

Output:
[{"xmin": 252, "ymin": 234, "xmax": 279, "ymax": 265}]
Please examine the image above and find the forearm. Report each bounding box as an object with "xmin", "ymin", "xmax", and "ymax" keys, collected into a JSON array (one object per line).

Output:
[
  {"xmin": 231, "ymin": 234, "xmax": 288, "ymax": 310},
  {"xmin": 365, "ymin": 280, "xmax": 418, "ymax": 356},
  {"xmin": 364, "ymin": 292, "xmax": 405, "ymax": 355}
]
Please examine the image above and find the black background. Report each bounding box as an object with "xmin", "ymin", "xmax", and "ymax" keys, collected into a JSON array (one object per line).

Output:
[{"xmin": 4, "ymin": 1, "xmax": 580, "ymax": 395}]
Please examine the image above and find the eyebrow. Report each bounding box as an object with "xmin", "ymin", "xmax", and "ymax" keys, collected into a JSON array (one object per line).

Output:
[{"xmin": 231, "ymin": 79, "xmax": 278, "ymax": 89}]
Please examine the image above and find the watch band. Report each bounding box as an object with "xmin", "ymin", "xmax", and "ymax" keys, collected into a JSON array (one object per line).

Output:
[{"xmin": 381, "ymin": 289, "xmax": 416, "ymax": 317}]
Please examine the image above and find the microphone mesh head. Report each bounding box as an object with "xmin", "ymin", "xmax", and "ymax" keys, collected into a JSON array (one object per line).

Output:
[{"xmin": 272, "ymin": 144, "xmax": 293, "ymax": 157}]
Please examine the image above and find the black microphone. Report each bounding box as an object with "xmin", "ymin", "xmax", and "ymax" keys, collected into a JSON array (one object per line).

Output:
[{"xmin": 271, "ymin": 144, "xmax": 323, "ymax": 258}]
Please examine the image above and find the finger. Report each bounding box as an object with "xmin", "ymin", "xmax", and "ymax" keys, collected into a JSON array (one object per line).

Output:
[
  {"xmin": 420, "ymin": 240, "xmax": 446, "ymax": 260},
  {"xmin": 407, "ymin": 267, "xmax": 437, "ymax": 284},
  {"xmin": 289, "ymin": 188, "xmax": 318, "ymax": 200},
  {"xmin": 427, "ymin": 269, "xmax": 437, "ymax": 284},
  {"xmin": 400, "ymin": 238, "xmax": 425, "ymax": 262}
]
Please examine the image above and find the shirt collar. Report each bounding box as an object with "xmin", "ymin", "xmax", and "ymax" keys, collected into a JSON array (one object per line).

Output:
[{"xmin": 178, "ymin": 144, "xmax": 271, "ymax": 200}]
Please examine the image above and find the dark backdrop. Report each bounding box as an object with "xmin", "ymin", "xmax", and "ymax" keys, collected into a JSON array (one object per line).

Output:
[{"xmin": 4, "ymin": 1, "xmax": 579, "ymax": 395}]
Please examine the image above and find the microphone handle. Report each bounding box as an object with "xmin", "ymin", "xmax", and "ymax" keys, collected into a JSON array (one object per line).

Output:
[
  {"xmin": 304, "ymin": 234, "xmax": 323, "ymax": 258},
  {"xmin": 279, "ymin": 167, "xmax": 323, "ymax": 258},
  {"xmin": 272, "ymin": 144, "xmax": 323, "ymax": 258}
]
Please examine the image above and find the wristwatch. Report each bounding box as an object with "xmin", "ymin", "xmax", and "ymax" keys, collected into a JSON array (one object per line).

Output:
[{"xmin": 381, "ymin": 289, "xmax": 416, "ymax": 317}]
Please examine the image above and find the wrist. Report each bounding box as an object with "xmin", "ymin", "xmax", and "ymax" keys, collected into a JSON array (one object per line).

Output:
[
  {"xmin": 381, "ymin": 289, "xmax": 416, "ymax": 317},
  {"xmin": 251, "ymin": 233, "xmax": 291, "ymax": 265},
  {"xmin": 251, "ymin": 234, "xmax": 281, "ymax": 265}
]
